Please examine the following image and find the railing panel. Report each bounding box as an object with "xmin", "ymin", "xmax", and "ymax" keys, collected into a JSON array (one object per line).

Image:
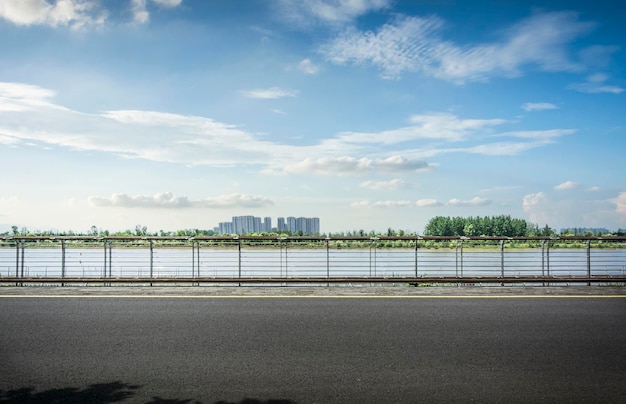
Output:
[{"xmin": 0, "ymin": 236, "xmax": 624, "ymax": 284}]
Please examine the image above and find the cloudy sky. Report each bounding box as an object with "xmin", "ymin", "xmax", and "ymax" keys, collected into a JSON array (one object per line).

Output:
[{"xmin": 0, "ymin": 0, "xmax": 624, "ymax": 234}]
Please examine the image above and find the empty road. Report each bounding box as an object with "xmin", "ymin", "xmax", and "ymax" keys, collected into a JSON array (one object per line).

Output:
[{"xmin": 1, "ymin": 291, "xmax": 625, "ymax": 403}]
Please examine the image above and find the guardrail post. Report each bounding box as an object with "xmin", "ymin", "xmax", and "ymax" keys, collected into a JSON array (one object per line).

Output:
[
  {"xmin": 459, "ymin": 239, "xmax": 463, "ymax": 277},
  {"xmin": 102, "ymin": 239, "xmax": 113, "ymax": 280},
  {"xmin": 326, "ymin": 237, "xmax": 330, "ymax": 287},
  {"xmin": 61, "ymin": 240, "xmax": 66, "ymax": 284},
  {"xmin": 500, "ymin": 239, "xmax": 505, "ymax": 286},
  {"xmin": 500, "ymin": 240, "xmax": 505, "ymax": 277},
  {"xmin": 546, "ymin": 239, "xmax": 551, "ymax": 286},
  {"xmin": 196, "ymin": 241, "xmax": 200, "ymax": 283},
  {"xmin": 15, "ymin": 240, "xmax": 19, "ymax": 279},
  {"xmin": 191, "ymin": 240, "xmax": 195, "ymax": 279},
  {"xmin": 326, "ymin": 238, "xmax": 330, "ymax": 286},
  {"xmin": 149, "ymin": 239, "xmax": 154, "ymax": 286},
  {"xmin": 586, "ymin": 239, "xmax": 591, "ymax": 286},
  {"xmin": 541, "ymin": 239, "xmax": 545, "ymax": 277},
  {"xmin": 237, "ymin": 237, "xmax": 241, "ymax": 286},
  {"xmin": 20, "ymin": 241, "xmax": 25, "ymax": 279},
  {"xmin": 369, "ymin": 241, "xmax": 373, "ymax": 277},
  {"xmin": 15, "ymin": 240, "xmax": 24, "ymax": 286},
  {"xmin": 103, "ymin": 240, "xmax": 107, "ymax": 278},
  {"xmin": 455, "ymin": 240, "xmax": 459, "ymax": 277},
  {"xmin": 415, "ymin": 238, "xmax": 419, "ymax": 278}
]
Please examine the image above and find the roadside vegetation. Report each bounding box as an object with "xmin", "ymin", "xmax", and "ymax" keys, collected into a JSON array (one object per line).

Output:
[{"xmin": 2, "ymin": 216, "xmax": 624, "ymax": 239}]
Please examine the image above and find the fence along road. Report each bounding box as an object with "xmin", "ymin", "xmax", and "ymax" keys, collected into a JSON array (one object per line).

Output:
[{"xmin": 1, "ymin": 235, "xmax": 625, "ymax": 285}]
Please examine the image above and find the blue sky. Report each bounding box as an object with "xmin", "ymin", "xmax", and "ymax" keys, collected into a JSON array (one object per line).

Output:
[{"xmin": 0, "ymin": 0, "xmax": 624, "ymax": 234}]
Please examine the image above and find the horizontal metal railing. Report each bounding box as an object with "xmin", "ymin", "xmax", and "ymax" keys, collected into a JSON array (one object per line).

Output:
[{"xmin": 1, "ymin": 236, "xmax": 625, "ymax": 285}]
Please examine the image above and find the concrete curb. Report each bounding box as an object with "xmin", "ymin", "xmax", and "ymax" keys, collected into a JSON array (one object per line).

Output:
[{"xmin": 1, "ymin": 285, "xmax": 625, "ymax": 296}]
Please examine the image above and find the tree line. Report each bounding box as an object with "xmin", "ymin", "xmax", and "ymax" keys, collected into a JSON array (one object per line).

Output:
[
  {"xmin": 3, "ymin": 219, "xmax": 624, "ymax": 238},
  {"xmin": 423, "ymin": 215, "xmax": 554, "ymax": 237}
]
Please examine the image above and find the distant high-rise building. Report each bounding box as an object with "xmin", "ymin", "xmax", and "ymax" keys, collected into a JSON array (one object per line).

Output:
[
  {"xmin": 213, "ymin": 215, "xmax": 320, "ymax": 235},
  {"xmin": 287, "ymin": 217, "xmax": 296, "ymax": 233},
  {"xmin": 263, "ymin": 217, "xmax": 272, "ymax": 232},
  {"xmin": 232, "ymin": 215, "xmax": 258, "ymax": 234}
]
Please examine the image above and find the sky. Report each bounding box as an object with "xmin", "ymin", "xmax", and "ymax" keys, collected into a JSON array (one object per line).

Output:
[{"xmin": 0, "ymin": 0, "xmax": 625, "ymax": 234}]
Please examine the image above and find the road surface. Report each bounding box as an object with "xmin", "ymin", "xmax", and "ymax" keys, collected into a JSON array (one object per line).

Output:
[{"xmin": 1, "ymin": 289, "xmax": 625, "ymax": 403}]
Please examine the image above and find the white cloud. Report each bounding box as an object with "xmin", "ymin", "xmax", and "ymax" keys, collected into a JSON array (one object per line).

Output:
[
  {"xmin": 351, "ymin": 198, "xmax": 446, "ymax": 208},
  {"xmin": 337, "ymin": 113, "xmax": 506, "ymax": 144},
  {"xmin": 463, "ymin": 141, "xmax": 550, "ymax": 156},
  {"xmin": 350, "ymin": 200, "xmax": 412, "ymax": 208},
  {"xmin": 522, "ymin": 192, "xmax": 546, "ymax": 224},
  {"xmin": 130, "ymin": 0, "xmax": 182, "ymax": 24},
  {"xmin": 522, "ymin": 102, "xmax": 558, "ymax": 111},
  {"xmin": 447, "ymin": 197, "xmax": 491, "ymax": 207},
  {"xmin": 241, "ymin": 87, "xmax": 299, "ymax": 99},
  {"xmin": 278, "ymin": 0, "xmax": 390, "ymax": 26},
  {"xmin": 523, "ymin": 192, "xmax": 545, "ymax": 209},
  {"xmin": 568, "ymin": 73, "xmax": 624, "ymax": 94},
  {"xmin": 298, "ymin": 58, "xmax": 319, "ymax": 75},
  {"xmin": 151, "ymin": 0, "xmax": 182, "ymax": 6},
  {"xmin": 283, "ymin": 156, "xmax": 429, "ymax": 175},
  {"xmin": 321, "ymin": 11, "xmax": 596, "ymax": 82},
  {"xmin": 89, "ymin": 192, "xmax": 273, "ymax": 209},
  {"xmin": 0, "ymin": 0, "xmax": 106, "ymax": 28},
  {"xmin": 130, "ymin": 0, "xmax": 149, "ymax": 24},
  {"xmin": 554, "ymin": 181, "xmax": 579, "ymax": 191},
  {"xmin": 610, "ymin": 192, "xmax": 626, "ymax": 215},
  {"xmin": 503, "ymin": 129, "xmax": 574, "ymax": 140},
  {"xmin": 416, "ymin": 199, "xmax": 442, "ymax": 207},
  {"xmin": 89, "ymin": 192, "xmax": 191, "ymax": 208},
  {"xmin": 360, "ymin": 179, "xmax": 406, "ymax": 190},
  {"xmin": 0, "ymin": 82, "xmax": 576, "ymax": 178},
  {"xmin": 321, "ymin": 15, "xmax": 443, "ymax": 79}
]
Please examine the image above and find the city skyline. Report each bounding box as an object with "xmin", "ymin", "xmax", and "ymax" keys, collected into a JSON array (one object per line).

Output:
[
  {"xmin": 0, "ymin": 1, "xmax": 624, "ymax": 234},
  {"xmin": 215, "ymin": 215, "xmax": 320, "ymax": 235}
]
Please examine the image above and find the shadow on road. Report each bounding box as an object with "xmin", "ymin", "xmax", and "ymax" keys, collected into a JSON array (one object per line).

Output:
[
  {"xmin": 214, "ymin": 400, "xmax": 295, "ymax": 404},
  {"xmin": 0, "ymin": 381, "xmax": 139, "ymax": 403},
  {"xmin": 0, "ymin": 382, "xmax": 296, "ymax": 404}
]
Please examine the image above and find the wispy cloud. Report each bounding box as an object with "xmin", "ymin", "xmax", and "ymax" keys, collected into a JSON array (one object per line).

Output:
[
  {"xmin": 554, "ymin": 180, "xmax": 580, "ymax": 191},
  {"xmin": 283, "ymin": 156, "xmax": 429, "ymax": 175},
  {"xmin": 351, "ymin": 197, "xmax": 487, "ymax": 208},
  {"xmin": 568, "ymin": 73, "xmax": 624, "ymax": 94},
  {"xmin": 130, "ymin": 0, "xmax": 183, "ymax": 24},
  {"xmin": 522, "ymin": 192, "xmax": 546, "ymax": 224},
  {"xmin": 321, "ymin": 11, "xmax": 597, "ymax": 82},
  {"xmin": 336, "ymin": 113, "xmax": 506, "ymax": 144},
  {"xmin": 522, "ymin": 102, "xmax": 558, "ymax": 111},
  {"xmin": 447, "ymin": 197, "xmax": 491, "ymax": 207},
  {"xmin": 0, "ymin": 82, "xmax": 576, "ymax": 177},
  {"xmin": 298, "ymin": 58, "xmax": 319, "ymax": 74},
  {"xmin": 416, "ymin": 199, "xmax": 442, "ymax": 207},
  {"xmin": 89, "ymin": 192, "xmax": 273, "ymax": 209},
  {"xmin": 350, "ymin": 200, "xmax": 412, "ymax": 208},
  {"xmin": 241, "ymin": 87, "xmax": 299, "ymax": 99},
  {"xmin": 0, "ymin": 0, "xmax": 107, "ymax": 29},
  {"xmin": 503, "ymin": 130, "xmax": 573, "ymax": 139},
  {"xmin": 0, "ymin": 0, "xmax": 182, "ymax": 28},
  {"xmin": 610, "ymin": 192, "xmax": 626, "ymax": 215},
  {"xmin": 360, "ymin": 179, "xmax": 407, "ymax": 190},
  {"xmin": 278, "ymin": 0, "xmax": 390, "ymax": 26}
]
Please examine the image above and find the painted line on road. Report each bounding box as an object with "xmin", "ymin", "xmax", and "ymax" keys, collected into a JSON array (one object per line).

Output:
[{"xmin": 0, "ymin": 294, "xmax": 625, "ymax": 299}]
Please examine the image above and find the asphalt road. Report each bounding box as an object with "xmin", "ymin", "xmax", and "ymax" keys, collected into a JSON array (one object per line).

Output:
[{"xmin": 1, "ymin": 295, "xmax": 625, "ymax": 403}]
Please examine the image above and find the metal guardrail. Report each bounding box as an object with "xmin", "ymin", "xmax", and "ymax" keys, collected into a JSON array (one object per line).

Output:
[{"xmin": 1, "ymin": 236, "xmax": 625, "ymax": 285}]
